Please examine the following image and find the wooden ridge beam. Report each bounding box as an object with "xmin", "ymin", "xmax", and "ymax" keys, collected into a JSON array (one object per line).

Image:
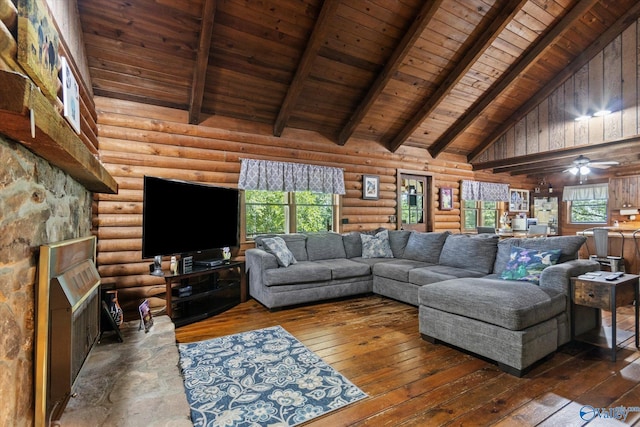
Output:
[
  {"xmin": 188, "ymin": 0, "xmax": 216, "ymax": 125},
  {"xmin": 428, "ymin": 0, "xmax": 600, "ymax": 159},
  {"xmin": 273, "ymin": 0, "xmax": 340, "ymax": 137},
  {"xmin": 337, "ymin": 0, "xmax": 443, "ymax": 146},
  {"xmin": 467, "ymin": 0, "xmax": 640, "ymax": 163},
  {"xmin": 387, "ymin": 0, "xmax": 527, "ymax": 153}
]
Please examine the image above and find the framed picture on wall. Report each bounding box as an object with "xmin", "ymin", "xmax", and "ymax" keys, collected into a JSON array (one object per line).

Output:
[
  {"xmin": 17, "ymin": 0, "xmax": 61, "ymax": 101},
  {"xmin": 61, "ymin": 57, "xmax": 81, "ymax": 134},
  {"xmin": 509, "ymin": 189, "xmax": 529, "ymax": 212},
  {"xmin": 362, "ymin": 175, "xmax": 379, "ymax": 200},
  {"xmin": 439, "ymin": 187, "xmax": 453, "ymax": 210}
]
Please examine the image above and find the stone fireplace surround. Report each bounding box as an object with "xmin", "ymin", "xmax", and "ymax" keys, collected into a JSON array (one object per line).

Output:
[{"xmin": 0, "ymin": 136, "xmax": 93, "ymax": 426}]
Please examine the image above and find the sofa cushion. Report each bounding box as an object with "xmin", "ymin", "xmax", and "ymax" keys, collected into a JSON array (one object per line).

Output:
[
  {"xmin": 409, "ymin": 265, "xmax": 485, "ymax": 286},
  {"xmin": 361, "ymin": 229, "xmax": 394, "ymax": 258},
  {"xmin": 261, "ymin": 237, "xmax": 297, "ymax": 267},
  {"xmin": 315, "ymin": 259, "xmax": 371, "ymax": 279},
  {"xmin": 493, "ymin": 236, "xmax": 586, "ymax": 275},
  {"xmin": 342, "ymin": 232, "xmax": 363, "ymax": 258},
  {"xmin": 306, "ymin": 232, "xmax": 347, "ymax": 260},
  {"xmin": 439, "ymin": 234, "xmax": 499, "ymax": 274},
  {"xmin": 255, "ymin": 234, "xmax": 308, "ymax": 261},
  {"xmin": 263, "ymin": 261, "xmax": 332, "ymax": 286},
  {"xmin": 500, "ymin": 246, "xmax": 561, "ymax": 284},
  {"xmin": 342, "ymin": 228, "xmax": 387, "ymax": 258},
  {"xmin": 403, "ymin": 231, "xmax": 450, "ymax": 263},
  {"xmin": 388, "ymin": 230, "xmax": 412, "ymax": 258},
  {"xmin": 373, "ymin": 259, "xmax": 432, "ymax": 282},
  {"xmin": 418, "ymin": 278, "xmax": 566, "ymax": 330}
]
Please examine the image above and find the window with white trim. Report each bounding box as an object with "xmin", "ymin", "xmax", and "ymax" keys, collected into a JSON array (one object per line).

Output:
[{"xmin": 244, "ymin": 190, "xmax": 338, "ymax": 239}]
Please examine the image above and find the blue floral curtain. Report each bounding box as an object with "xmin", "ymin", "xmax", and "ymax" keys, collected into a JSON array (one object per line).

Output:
[
  {"xmin": 238, "ymin": 159, "xmax": 346, "ymax": 195},
  {"xmin": 461, "ymin": 180, "xmax": 509, "ymax": 201}
]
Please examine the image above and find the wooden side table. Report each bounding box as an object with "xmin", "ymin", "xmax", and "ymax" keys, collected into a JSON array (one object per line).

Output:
[{"xmin": 571, "ymin": 273, "xmax": 639, "ymax": 361}]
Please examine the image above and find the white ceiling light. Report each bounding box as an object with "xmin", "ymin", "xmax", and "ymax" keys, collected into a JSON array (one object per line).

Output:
[
  {"xmin": 579, "ymin": 165, "xmax": 590, "ymax": 175},
  {"xmin": 593, "ymin": 109, "xmax": 611, "ymax": 117}
]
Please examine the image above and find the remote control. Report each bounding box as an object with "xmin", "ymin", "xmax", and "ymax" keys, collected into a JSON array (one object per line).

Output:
[{"xmin": 605, "ymin": 272, "xmax": 624, "ymax": 281}]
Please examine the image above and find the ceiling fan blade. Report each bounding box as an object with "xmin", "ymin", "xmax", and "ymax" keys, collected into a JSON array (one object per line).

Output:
[
  {"xmin": 588, "ymin": 163, "xmax": 614, "ymax": 169},
  {"xmin": 589, "ymin": 161, "xmax": 619, "ymax": 166}
]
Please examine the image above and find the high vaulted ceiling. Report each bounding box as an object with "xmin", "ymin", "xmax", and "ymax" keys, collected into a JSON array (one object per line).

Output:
[{"xmin": 77, "ymin": 0, "xmax": 640, "ymax": 177}]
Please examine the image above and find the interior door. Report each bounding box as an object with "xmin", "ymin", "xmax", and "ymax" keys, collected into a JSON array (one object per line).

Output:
[{"xmin": 398, "ymin": 173, "xmax": 432, "ymax": 232}]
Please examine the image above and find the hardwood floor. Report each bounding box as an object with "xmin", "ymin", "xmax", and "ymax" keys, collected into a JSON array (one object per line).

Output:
[{"xmin": 175, "ymin": 295, "xmax": 640, "ymax": 426}]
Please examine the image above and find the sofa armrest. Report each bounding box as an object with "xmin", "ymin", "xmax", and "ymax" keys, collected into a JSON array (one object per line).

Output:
[
  {"xmin": 539, "ymin": 259, "xmax": 600, "ymax": 296},
  {"xmin": 245, "ymin": 248, "xmax": 279, "ymax": 273}
]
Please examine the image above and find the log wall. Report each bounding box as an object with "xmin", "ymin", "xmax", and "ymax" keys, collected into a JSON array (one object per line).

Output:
[{"xmin": 93, "ymin": 96, "xmax": 535, "ymax": 316}]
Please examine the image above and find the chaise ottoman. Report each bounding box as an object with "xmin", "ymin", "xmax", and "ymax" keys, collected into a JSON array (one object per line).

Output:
[{"xmin": 418, "ymin": 277, "xmax": 566, "ymax": 376}]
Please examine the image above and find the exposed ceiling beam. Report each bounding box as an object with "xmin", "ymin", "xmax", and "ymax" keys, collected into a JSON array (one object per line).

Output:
[
  {"xmin": 188, "ymin": 0, "xmax": 216, "ymax": 125},
  {"xmin": 467, "ymin": 1, "xmax": 640, "ymax": 163},
  {"xmin": 385, "ymin": 0, "xmax": 527, "ymax": 153},
  {"xmin": 472, "ymin": 134, "xmax": 640, "ymax": 173},
  {"xmin": 336, "ymin": 0, "xmax": 443, "ymax": 146},
  {"xmin": 273, "ymin": 0, "xmax": 340, "ymax": 137},
  {"xmin": 427, "ymin": 0, "xmax": 600, "ymax": 159}
]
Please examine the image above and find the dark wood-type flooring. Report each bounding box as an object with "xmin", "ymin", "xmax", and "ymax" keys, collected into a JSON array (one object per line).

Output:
[{"xmin": 175, "ymin": 295, "xmax": 640, "ymax": 426}]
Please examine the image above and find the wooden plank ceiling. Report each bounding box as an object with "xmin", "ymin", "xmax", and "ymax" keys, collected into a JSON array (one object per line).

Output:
[{"xmin": 77, "ymin": 0, "xmax": 640, "ymax": 177}]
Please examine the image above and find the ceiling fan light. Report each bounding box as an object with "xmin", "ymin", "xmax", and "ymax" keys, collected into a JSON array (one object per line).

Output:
[
  {"xmin": 580, "ymin": 165, "xmax": 591, "ymax": 175},
  {"xmin": 593, "ymin": 109, "xmax": 611, "ymax": 117},
  {"xmin": 575, "ymin": 114, "xmax": 591, "ymax": 121},
  {"xmin": 569, "ymin": 167, "xmax": 579, "ymax": 175}
]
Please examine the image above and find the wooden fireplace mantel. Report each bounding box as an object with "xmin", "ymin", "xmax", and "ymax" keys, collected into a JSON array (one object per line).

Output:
[{"xmin": 0, "ymin": 70, "xmax": 117, "ymax": 194}]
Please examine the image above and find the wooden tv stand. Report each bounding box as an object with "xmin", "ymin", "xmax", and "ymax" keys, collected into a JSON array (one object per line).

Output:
[{"xmin": 161, "ymin": 260, "xmax": 246, "ymax": 327}]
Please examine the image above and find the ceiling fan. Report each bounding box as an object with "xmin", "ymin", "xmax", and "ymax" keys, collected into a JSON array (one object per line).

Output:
[{"xmin": 563, "ymin": 155, "xmax": 619, "ymax": 183}]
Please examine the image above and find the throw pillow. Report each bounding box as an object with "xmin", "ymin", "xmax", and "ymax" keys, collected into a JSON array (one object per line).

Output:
[
  {"xmin": 262, "ymin": 237, "xmax": 297, "ymax": 267},
  {"xmin": 360, "ymin": 229, "xmax": 394, "ymax": 259},
  {"xmin": 500, "ymin": 246, "xmax": 561, "ymax": 284}
]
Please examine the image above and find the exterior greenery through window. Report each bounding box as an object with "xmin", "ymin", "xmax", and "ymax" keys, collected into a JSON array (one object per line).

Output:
[
  {"xmin": 569, "ymin": 200, "xmax": 607, "ymax": 223},
  {"xmin": 245, "ymin": 190, "xmax": 336, "ymax": 239},
  {"xmin": 462, "ymin": 200, "xmax": 499, "ymax": 231}
]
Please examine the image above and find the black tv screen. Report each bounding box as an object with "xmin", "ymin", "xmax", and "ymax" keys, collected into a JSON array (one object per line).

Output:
[{"xmin": 142, "ymin": 176, "xmax": 240, "ymax": 259}]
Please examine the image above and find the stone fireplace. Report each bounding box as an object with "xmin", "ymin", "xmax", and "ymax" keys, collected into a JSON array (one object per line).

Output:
[{"xmin": 0, "ymin": 136, "xmax": 93, "ymax": 427}]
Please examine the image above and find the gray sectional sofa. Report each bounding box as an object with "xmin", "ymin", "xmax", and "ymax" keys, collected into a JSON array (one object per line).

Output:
[{"xmin": 245, "ymin": 229, "xmax": 600, "ymax": 376}]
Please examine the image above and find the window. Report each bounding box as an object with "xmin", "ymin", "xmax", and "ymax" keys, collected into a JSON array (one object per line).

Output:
[
  {"xmin": 462, "ymin": 200, "xmax": 500, "ymax": 231},
  {"xmin": 569, "ymin": 199, "xmax": 607, "ymax": 224},
  {"xmin": 245, "ymin": 190, "xmax": 338, "ymax": 239}
]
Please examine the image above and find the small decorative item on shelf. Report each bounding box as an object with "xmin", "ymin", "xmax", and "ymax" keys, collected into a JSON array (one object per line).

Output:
[
  {"xmin": 105, "ymin": 290, "xmax": 123, "ymax": 326},
  {"xmin": 222, "ymin": 247, "xmax": 232, "ymax": 260},
  {"xmin": 170, "ymin": 256, "xmax": 178, "ymax": 275}
]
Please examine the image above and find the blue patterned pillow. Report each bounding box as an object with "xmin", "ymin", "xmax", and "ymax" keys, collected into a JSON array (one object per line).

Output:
[
  {"xmin": 500, "ymin": 246, "xmax": 561, "ymax": 284},
  {"xmin": 262, "ymin": 237, "xmax": 297, "ymax": 267},
  {"xmin": 360, "ymin": 229, "xmax": 394, "ymax": 259}
]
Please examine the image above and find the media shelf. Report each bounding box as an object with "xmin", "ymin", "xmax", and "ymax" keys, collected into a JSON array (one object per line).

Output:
[{"xmin": 161, "ymin": 260, "xmax": 246, "ymax": 327}]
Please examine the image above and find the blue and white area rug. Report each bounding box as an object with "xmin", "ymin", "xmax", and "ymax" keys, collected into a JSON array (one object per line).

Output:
[{"xmin": 178, "ymin": 325, "xmax": 367, "ymax": 426}]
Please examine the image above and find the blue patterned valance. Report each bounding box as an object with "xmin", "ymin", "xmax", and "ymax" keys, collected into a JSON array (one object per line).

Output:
[
  {"xmin": 461, "ymin": 180, "xmax": 509, "ymax": 202},
  {"xmin": 238, "ymin": 159, "xmax": 346, "ymax": 195}
]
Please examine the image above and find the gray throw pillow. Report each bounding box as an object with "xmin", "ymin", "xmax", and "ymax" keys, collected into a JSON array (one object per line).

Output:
[
  {"xmin": 342, "ymin": 232, "xmax": 362, "ymax": 258},
  {"xmin": 439, "ymin": 233, "xmax": 499, "ymax": 274},
  {"xmin": 388, "ymin": 230, "xmax": 412, "ymax": 258},
  {"xmin": 360, "ymin": 229, "xmax": 394, "ymax": 259},
  {"xmin": 261, "ymin": 237, "xmax": 297, "ymax": 267},
  {"xmin": 306, "ymin": 232, "xmax": 347, "ymax": 260},
  {"xmin": 403, "ymin": 231, "xmax": 450, "ymax": 263}
]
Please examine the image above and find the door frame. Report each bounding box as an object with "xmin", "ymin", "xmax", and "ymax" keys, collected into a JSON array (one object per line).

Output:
[{"xmin": 396, "ymin": 169, "xmax": 435, "ymax": 232}]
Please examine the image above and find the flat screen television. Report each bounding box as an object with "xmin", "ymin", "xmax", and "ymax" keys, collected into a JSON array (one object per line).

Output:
[{"xmin": 142, "ymin": 176, "xmax": 240, "ymax": 260}]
